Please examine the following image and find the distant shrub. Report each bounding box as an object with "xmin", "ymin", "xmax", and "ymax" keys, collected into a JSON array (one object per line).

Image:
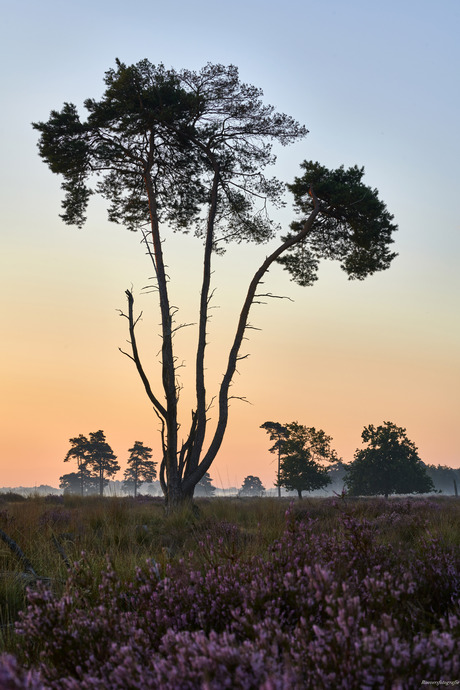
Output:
[
  {"xmin": 0, "ymin": 492, "xmax": 26, "ymax": 503},
  {"xmin": 44, "ymin": 494, "xmax": 65, "ymax": 505}
]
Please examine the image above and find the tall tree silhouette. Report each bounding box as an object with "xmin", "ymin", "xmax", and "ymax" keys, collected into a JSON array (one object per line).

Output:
[
  {"xmin": 33, "ymin": 60, "xmax": 397, "ymax": 510},
  {"xmin": 64, "ymin": 431, "xmax": 119, "ymax": 496},
  {"xmin": 64, "ymin": 434, "xmax": 93, "ymax": 497},
  {"xmin": 123, "ymin": 441, "xmax": 156, "ymax": 497}
]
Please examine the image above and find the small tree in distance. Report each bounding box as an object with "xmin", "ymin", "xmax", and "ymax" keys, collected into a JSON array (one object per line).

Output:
[
  {"xmin": 239, "ymin": 476, "xmax": 265, "ymax": 497},
  {"xmin": 194, "ymin": 472, "xmax": 216, "ymax": 497},
  {"xmin": 344, "ymin": 421, "xmax": 435, "ymax": 499},
  {"xmin": 123, "ymin": 441, "xmax": 157, "ymax": 497},
  {"xmin": 64, "ymin": 434, "xmax": 92, "ymax": 496},
  {"xmin": 275, "ymin": 422, "xmax": 335, "ymax": 498},
  {"xmin": 63, "ymin": 431, "xmax": 119, "ymax": 496},
  {"xmin": 59, "ymin": 470, "xmax": 101, "ymax": 496}
]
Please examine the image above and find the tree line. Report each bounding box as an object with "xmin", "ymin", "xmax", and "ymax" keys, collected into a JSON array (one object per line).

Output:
[
  {"xmin": 61, "ymin": 432, "xmax": 155, "ymax": 497},
  {"xmin": 61, "ymin": 431, "xmax": 220, "ymax": 498},
  {"xmin": 261, "ymin": 420, "xmax": 457, "ymax": 498},
  {"xmin": 61, "ymin": 422, "xmax": 457, "ymax": 499}
]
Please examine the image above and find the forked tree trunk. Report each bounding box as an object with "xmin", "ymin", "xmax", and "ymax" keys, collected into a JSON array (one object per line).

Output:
[{"xmin": 126, "ymin": 178, "xmax": 320, "ymax": 512}]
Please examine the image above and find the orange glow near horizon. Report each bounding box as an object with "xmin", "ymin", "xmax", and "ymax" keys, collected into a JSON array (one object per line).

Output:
[{"xmin": 1, "ymin": 225, "xmax": 459, "ymax": 490}]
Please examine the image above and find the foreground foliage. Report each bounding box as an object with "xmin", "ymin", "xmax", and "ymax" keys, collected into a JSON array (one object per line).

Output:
[{"xmin": 0, "ymin": 497, "xmax": 459, "ymax": 688}]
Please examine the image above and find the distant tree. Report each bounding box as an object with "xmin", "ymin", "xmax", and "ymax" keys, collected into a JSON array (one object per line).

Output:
[
  {"xmin": 260, "ymin": 421, "xmax": 288, "ymax": 498},
  {"xmin": 64, "ymin": 434, "xmax": 93, "ymax": 496},
  {"xmin": 64, "ymin": 431, "xmax": 119, "ymax": 497},
  {"xmin": 194, "ymin": 472, "xmax": 216, "ymax": 497},
  {"xmin": 276, "ymin": 422, "xmax": 335, "ymax": 498},
  {"xmin": 122, "ymin": 441, "xmax": 156, "ymax": 497},
  {"xmin": 424, "ymin": 464, "xmax": 458, "ymax": 495},
  {"xmin": 344, "ymin": 422, "xmax": 435, "ymax": 499},
  {"xmin": 239, "ymin": 475, "xmax": 265, "ymax": 497},
  {"xmin": 327, "ymin": 460, "xmax": 348, "ymax": 494},
  {"xmin": 85, "ymin": 431, "xmax": 120, "ymax": 496},
  {"xmin": 33, "ymin": 59, "xmax": 397, "ymax": 511},
  {"xmin": 59, "ymin": 470, "xmax": 101, "ymax": 495}
]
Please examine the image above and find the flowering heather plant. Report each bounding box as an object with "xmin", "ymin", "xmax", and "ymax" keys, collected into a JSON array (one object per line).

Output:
[
  {"xmin": 5, "ymin": 503, "xmax": 460, "ymax": 688},
  {"xmin": 38, "ymin": 510, "xmax": 72, "ymax": 529},
  {"xmin": 0, "ymin": 654, "xmax": 42, "ymax": 689}
]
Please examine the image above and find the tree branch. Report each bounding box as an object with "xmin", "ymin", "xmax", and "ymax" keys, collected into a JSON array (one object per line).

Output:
[
  {"xmin": 121, "ymin": 289, "xmax": 167, "ymax": 420},
  {"xmin": 183, "ymin": 189, "xmax": 321, "ymax": 491}
]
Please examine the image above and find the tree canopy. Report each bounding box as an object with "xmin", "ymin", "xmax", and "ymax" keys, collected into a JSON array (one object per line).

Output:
[
  {"xmin": 273, "ymin": 422, "xmax": 336, "ymax": 498},
  {"xmin": 123, "ymin": 441, "xmax": 156, "ymax": 497},
  {"xmin": 64, "ymin": 431, "xmax": 119, "ymax": 497},
  {"xmin": 194, "ymin": 472, "xmax": 216, "ymax": 497},
  {"xmin": 33, "ymin": 59, "xmax": 398, "ymax": 510},
  {"xmin": 344, "ymin": 421, "xmax": 435, "ymax": 498},
  {"xmin": 59, "ymin": 470, "xmax": 101, "ymax": 496},
  {"xmin": 239, "ymin": 476, "xmax": 265, "ymax": 497}
]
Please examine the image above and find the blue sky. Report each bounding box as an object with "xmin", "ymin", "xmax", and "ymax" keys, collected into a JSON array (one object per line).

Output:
[{"xmin": 1, "ymin": 0, "xmax": 459, "ymax": 488}]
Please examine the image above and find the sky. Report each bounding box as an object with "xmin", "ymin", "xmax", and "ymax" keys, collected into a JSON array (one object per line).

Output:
[{"xmin": 1, "ymin": 0, "xmax": 459, "ymax": 490}]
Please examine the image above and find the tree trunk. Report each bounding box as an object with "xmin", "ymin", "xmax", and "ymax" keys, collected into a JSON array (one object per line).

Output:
[
  {"xmin": 181, "ymin": 192, "xmax": 321, "ymax": 497},
  {"xmin": 125, "ymin": 180, "xmax": 320, "ymax": 512},
  {"xmin": 277, "ymin": 448, "xmax": 281, "ymax": 499},
  {"xmin": 297, "ymin": 489, "xmax": 303, "ymax": 499},
  {"xmin": 164, "ymin": 477, "xmax": 194, "ymax": 512}
]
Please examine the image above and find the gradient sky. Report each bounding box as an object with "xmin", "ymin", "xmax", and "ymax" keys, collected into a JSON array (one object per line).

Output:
[{"xmin": 1, "ymin": 0, "xmax": 459, "ymax": 490}]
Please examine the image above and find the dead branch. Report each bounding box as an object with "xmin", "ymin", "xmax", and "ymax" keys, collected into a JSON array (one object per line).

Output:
[
  {"xmin": 254, "ymin": 292, "xmax": 294, "ymax": 302},
  {"xmin": 122, "ymin": 289, "xmax": 167, "ymax": 420},
  {"xmin": 51, "ymin": 534, "xmax": 73, "ymax": 571},
  {"xmin": 0, "ymin": 528, "xmax": 37, "ymax": 577}
]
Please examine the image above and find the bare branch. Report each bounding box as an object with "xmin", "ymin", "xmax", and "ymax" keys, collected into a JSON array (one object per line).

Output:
[
  {"xmin": 189, "ymin": 192, "xmax": 321, "ymax": 485},
  {"xmin": 171, "ymin": 322, "xmax": 196, "ymax": 335},
  {"xmin": 254, "ymin": 292, "xmax": 294, "ymax": 302},
  {"xmin": 121, "ymin": 289, "xmax": 167, "ymax": 420},
  {"xmin": 51, "ymin": 534, "xmax": 73, "ymax": 571},
  {"xmin": 118, "ymin": 347, "xmax": 135, "ymax": 362},
  {"xmin": 228, "ymin": 395, "xmax": 252, "ymax": 404},
  {"xmin": 0, "ymin": 528, "xmax": 38, "ymax": 577}
]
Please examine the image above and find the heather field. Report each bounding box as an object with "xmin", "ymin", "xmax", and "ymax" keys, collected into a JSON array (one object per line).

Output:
[{"xmin": 0, "ymin": 494, "xmax": 459, "ymax": 688}]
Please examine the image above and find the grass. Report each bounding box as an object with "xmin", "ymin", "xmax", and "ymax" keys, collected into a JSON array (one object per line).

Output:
[{"xmin": 0, "ymin": 492, "xmax": 459, "ymax": 656}]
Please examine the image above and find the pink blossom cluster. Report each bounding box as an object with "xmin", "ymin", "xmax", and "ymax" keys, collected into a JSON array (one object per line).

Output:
[{"xmin": 3, "ymin": 506, "xmax": 460, "ymax": 688}]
